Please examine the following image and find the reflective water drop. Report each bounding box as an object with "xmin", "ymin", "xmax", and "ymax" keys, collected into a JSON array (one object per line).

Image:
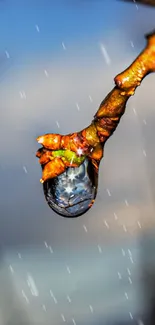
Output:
[{"xmin": 43, "ymin": 158, "xmax": 98, "ymax": 218}]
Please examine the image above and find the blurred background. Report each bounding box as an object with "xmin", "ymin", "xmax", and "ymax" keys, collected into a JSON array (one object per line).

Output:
[{"xmin": 0, "ymin": 0, "xmax": 155, "ymax": 324}]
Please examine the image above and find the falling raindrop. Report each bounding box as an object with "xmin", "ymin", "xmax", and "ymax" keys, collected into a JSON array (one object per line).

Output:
[
  {"xmin": 22, "ymin": 290, "xmax": 29, "ymax": 304},
  {"xmin": 133, "ymin": 107, "xmax": 137, "ymax": 116},
  {"xmin": 23, "ymin": 166, "xmax": 27, "ymax": 174},
  {"xmin": 143, "ymin": 149, "xmax": 146, "ymax": 157},
  {"xmin": 89, "ymin": 305, "xmax": 93, "ymax": 313},
  {"xmin": 5, "ymin": 50, "xmax": 10, "ymax": 58},
  {"xmin": 76, "ymin": 102, "xmax": 80, "ymax": 111},
  {"xmin": 50, "ymin": 290, "xmax": 57, "ymax": 304},
  {"xmin": 137, "ymin": 220, "xmax": 142, "ymax": 229},
  {"xmin": 66, "ymin": 295, "xmax": 71, "ymax": 303},
  {"xmin": 56, "ymin": 120, "xmax": 60, "ymax": 128},
  {"xmin": 128, "ymin": 277, "xmax": 132, "ymax": 284},
  {"xmin": 121, "ymin": 248, "xmax": 126, "ymax": 257},
  {"xmin": 27, "ymin": 273, "xmax": 39, "ymax": 297},
  {"xmin": 104, "ymin": 220, "xmax": 109, "ymax": 229},
  {"xmin": 18, "ymin": 252, "xmax": 22, "ymax": 259},
  {"xmin": 89, "ymin": 95, "xmax": 93, "ymax": 102},
  {"xmin": 106, "ymin": 188, "xmax": 111, "ymax": 196},
  {"xmin": 130, "ymin": 41, "xmax": 134, "ymax": 48},
  {"xmin": 72, "ymin": 319, "xmax": 76, "ymax": 325},
  {"xmin": 100, "ymin": 43, "xmax": 111, "ymax": 65},
  {"xmin": 61, "ymin": 314, "xmax": 66, "ymax": 322},
  {"xmin": 9, "ymin": 265, "xmax": 14, "ymax": 274},
  {"xmin": 98, "ymin": 245, "xmax": 102, "ymax": 253},
  {"xmin": 42, "ymin": 304, "xmax": 46, "ymax": 312},
  {"xmin": 83, "ymin": 224, "xmax": 88, "ymax": 232},
  {"xmin": 118, "ymin": 272, "xmax": 122, "ymax": 280},
  {"xmin": 49, "ymin": 246, "xmax": 53, "ymax": 253},
  {"xmin": 123, "ymin": 224, "xmax": 127, "ymax": 232},
  {"xmin": 35, "ymin": 24, "xmax": 40, "ymax": 32},
  {"xmin": 44, "ymin": 241, "xmax": 48, "ymax": 248},
  {"xmin": 66, "ymin": 265, "xmax": 71, "ymax": 274},
  {"xmin": 44, "ymin": 69, "xmax": 49, "ymax": 77},
  {"xmin": 62, "ymin": 42, "xmax": 66, "ymax": 50},
  {"xmin": 114, "ymin": 212, "xmax": 118, "ymax": 220}
]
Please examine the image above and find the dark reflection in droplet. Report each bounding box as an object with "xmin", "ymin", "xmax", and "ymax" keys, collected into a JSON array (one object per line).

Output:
[{"xmin": 43, "ymin": 158, "xmax": 98, "ymax": 218}]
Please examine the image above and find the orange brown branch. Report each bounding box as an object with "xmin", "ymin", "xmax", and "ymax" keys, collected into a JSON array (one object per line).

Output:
[{"xmin": 36, "ymin": 31, "xmax": 155, "ymax": 184}]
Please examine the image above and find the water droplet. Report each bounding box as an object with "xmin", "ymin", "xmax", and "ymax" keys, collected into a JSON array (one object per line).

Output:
[
  {"xmin": 35, "ymin": 24, "xmax": 40, "ymax": 32},
  {"xmin": 128, "ymin": 277, "xmax": 132, "ymax": 284},
  {"xmin": 66, "ymin": 295, "xmax": 71, "ymax": 303},
  {"xmin": 72, "ymin": 319, "xmax": 76, "ymax": 325},
  {"xmin": 22, "ymin": 290, "xmax": 29, "ymax": 304},
  {"xmin": 129, "ymin": 312, "xmax": 133, "ymax": 320},
  {"xmin": 9, "ymin": 265, "xmax": 14, "ymax": 274},
  {"xmin": 5, "ymin": 50, "xmax": 10, "ymax": 58},
  {"xmin": 61, "ymin": 314, "xmax": 66, "ymax": 322},
  {"xmin": 62, "ymin": 42, "xmax": 66, "ymax": 50},
  {"xmin": 50, "ymin": 290, "xmax": 57, "ymax": 304},
  {"xmin": 98, "ymin": 245, "xmax": 102, "ymax": 253},
  {"xmin": 42, "ymin": 304, "xmax": 46, "ymax": 312},
  {"xmin": 118, "ymin": 272, "xmax": 122, "ymax": 280},
  {"xmin": 130, "ymin": 41, "xmax": 134, "ymax": 48},
  {"xmin": 100, "ymin": 43, "xmax": 111, "ymax": 65},
  {"xmin": 43, "ymin": 158, "xmax": 98, "ymax": 218},
  {"xmin": 89, "ymin": 305, "xmax": 93, "ymax": 313}
]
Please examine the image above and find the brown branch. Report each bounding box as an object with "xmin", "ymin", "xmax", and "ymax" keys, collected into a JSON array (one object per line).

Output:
[{"xmin": 36, "ymin": 31, "xmax": 155, "ymax": 183}]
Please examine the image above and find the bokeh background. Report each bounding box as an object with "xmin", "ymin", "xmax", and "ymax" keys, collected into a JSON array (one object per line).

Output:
[{"xmin": 0, "ymin": 0, "xmax": 155, "ymax": 324}]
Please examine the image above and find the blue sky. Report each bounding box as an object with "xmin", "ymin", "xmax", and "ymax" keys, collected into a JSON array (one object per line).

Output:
[
  {"xmin": 0, "ymin": 0, "xmax": 154, "ymax": 71},
  {"xmin": 0, "ymin": 0, "xmax": 152, "ymax": 63}
]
